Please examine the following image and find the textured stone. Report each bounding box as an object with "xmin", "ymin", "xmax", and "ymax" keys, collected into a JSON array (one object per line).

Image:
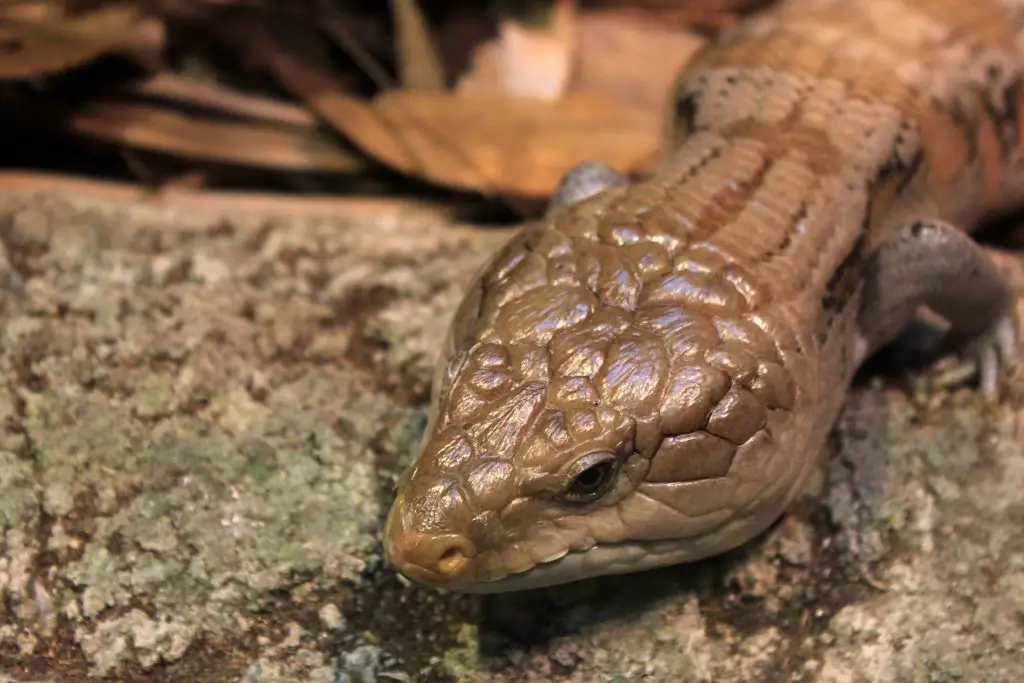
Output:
[{"xmin": 0, "ymin": 190, "xmax": 1020, "ymax": 683}]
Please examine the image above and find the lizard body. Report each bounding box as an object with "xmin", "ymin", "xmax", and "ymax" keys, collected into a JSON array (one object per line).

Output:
[{"xmin": 383, "ymin": 0, "xmax": 1023, "ymax": 593}]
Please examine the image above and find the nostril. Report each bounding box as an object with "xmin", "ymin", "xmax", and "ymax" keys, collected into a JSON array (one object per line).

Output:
[
  {"xmin": 388, "ymin": 531, "xmax": 476, "ymax": 583},
  {"xmin": 435, "ymin": 540, "xmax": 470, "ymax": 577}
]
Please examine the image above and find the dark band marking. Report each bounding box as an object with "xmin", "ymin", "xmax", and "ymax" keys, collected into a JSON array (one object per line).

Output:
[
  {"xmin": 819, "ymin": 228, "xmax": 868, "ymax": 340},
  {"xmin": 675, "ymin": 89, "xmax": 701, "ymax": 138}
]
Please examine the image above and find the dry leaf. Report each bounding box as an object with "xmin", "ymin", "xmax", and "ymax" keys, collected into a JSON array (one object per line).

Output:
[
  {"xmin": 583, "ymin": 0, "xmax": 769, "ymax": 17},
  {"xmin": 67, "ymin": 101, "xmax": 362, "ymax": 172},
  {"xmin": 0, "ymin": 4, "xmax": 158, "ymax": 79},
  {"xmin": 130, "ymin": 73, "xmax": 317, "ymax": 128},
  {"xmin": 0, "ymin": 171, "xmax": 461, "ymax": 222},
  {"xmin": 258, "ymin": 27, "xmax": 658, "ymax": 196},
  {"xmin": 368, "ymin": 89, "xmax": 658, "ymax": 197},
  {"xmin": 457, "ymin": 0, "xmax": 575, "ymax": 100},
  {"xmin": 574, "ymin": 9, "xmax": 706, "ymax": 114},
  {"xmin": 313, "ymin": 0, "xmax": 393, "ymax": 89},
  {"xmin": 391, "ymin": 0, "xmax": 446, "ymax": 90},
  {"xmin": 0, "ymin": 1, "xmax": 61, "ymax": 24}
]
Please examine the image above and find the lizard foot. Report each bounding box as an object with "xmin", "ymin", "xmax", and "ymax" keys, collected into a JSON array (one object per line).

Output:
[
  {"xmin": 928, "ymin": 307, "xmax": 1021, "ymax": 400},
  {"xmin": 860, "ymin": 219, "xmax": 1022, "ymax": 402}
]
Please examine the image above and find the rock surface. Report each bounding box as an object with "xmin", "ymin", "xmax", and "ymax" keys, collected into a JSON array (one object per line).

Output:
[{"xmin": 0, "ymin": 190, "xmax": 1021, "ymax": 683}]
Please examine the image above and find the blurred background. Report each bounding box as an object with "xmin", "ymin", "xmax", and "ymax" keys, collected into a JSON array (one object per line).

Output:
[{"xmin": 0, "ymin": 0, "xmax": 768, "ymax": 216}]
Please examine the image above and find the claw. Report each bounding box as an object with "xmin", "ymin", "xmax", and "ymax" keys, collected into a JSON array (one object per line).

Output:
[{"xmin": 929, "ymin": 309, "xmax": 1021, "ymax": 401}]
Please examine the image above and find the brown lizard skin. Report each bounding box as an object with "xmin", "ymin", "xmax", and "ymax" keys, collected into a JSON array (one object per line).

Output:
[{"xmin": 383, "ymin": 0, "xmax": 1024, "ymax": 593}]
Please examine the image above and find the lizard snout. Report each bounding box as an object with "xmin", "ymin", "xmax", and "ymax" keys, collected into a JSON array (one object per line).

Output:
[{"xmin": 384, "ymin": 502, "xmax": 477, "ymax": 585}]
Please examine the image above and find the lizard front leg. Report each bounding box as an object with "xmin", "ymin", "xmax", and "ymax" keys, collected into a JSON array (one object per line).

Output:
[
  {"xmin": 545, "ymin": 161, "xmax": 630, "ymax": 215},
  {"xmin": 858, "ymin": 219, "xmax": 1020, "ymax": 398}
]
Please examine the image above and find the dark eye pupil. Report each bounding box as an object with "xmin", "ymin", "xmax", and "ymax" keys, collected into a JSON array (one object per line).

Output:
[{"xmin": 570, "ymin": 462, "xmax": 611, "ymax": 494}]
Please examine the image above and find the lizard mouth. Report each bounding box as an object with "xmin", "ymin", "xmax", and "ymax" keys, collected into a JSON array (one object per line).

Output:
[{"xmin": 434, "ymin": 539, "xmax": 704, "ymax": 594}]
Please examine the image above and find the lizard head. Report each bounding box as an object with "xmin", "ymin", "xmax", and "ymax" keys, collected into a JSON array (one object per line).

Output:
[
  {"xmin": 383, "ymin": 224, "xmax": 806, "ymax": 593},
  {"xmin": 382, "ymin": 331, "xmax": 650, "ymax": 593}
]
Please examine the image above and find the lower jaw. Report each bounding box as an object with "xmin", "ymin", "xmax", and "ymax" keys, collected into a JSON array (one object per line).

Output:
[
  {"xmin": 441, "ymin": 538, "xmax": 715, "ymax": 594},
  {"xmin": 389, "ymin": 489, "xmax": 806, "ymax": 594},
  {"xmin": 440, "ymin": 510, "xmax": 789, "ymax": 594}
]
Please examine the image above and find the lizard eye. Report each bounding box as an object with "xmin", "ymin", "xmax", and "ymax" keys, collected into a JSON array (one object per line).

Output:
[{"xmin": 561, "ymin": 451, "xmax": 618, "ymax": 503}]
